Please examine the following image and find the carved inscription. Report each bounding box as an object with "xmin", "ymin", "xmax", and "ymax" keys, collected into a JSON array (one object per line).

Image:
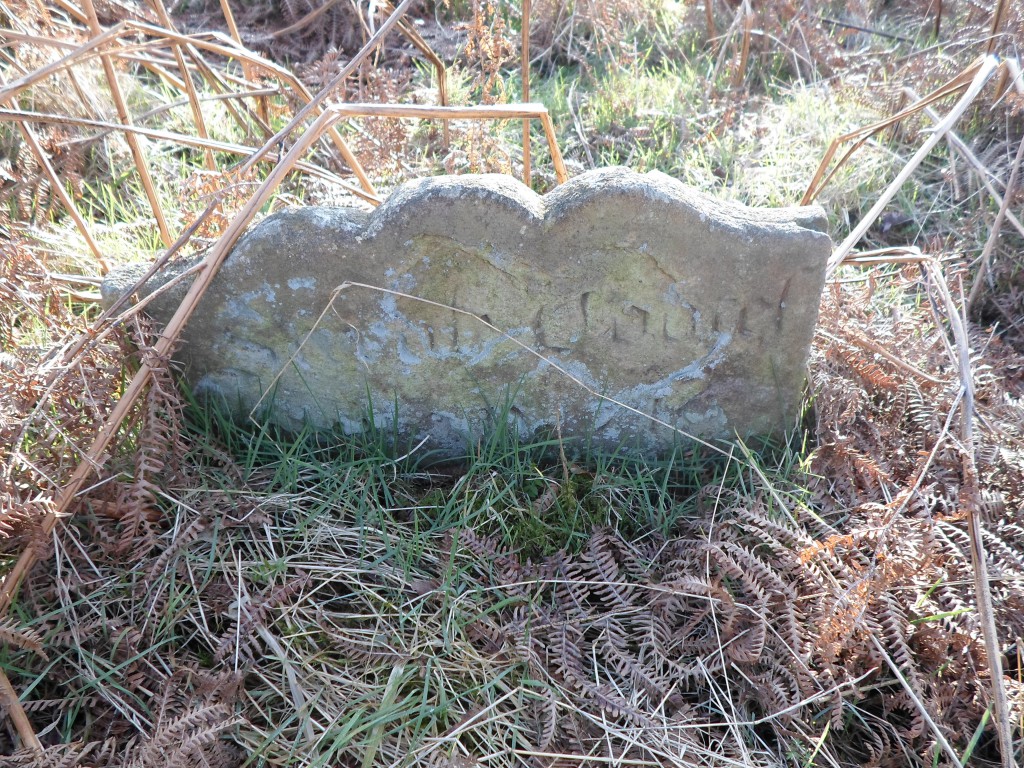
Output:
[{"xmin": 102, "ymin": 167, "xmax": 831, "ymax": 456}]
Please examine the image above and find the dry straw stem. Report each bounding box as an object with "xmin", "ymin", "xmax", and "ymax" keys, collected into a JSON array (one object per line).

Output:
[
  {"xmin": 966, "ymin": 131, "xmax": 1024, "ymax": 311},
  {"xmin": 0, "ymin": 108, "xmax": 343, "ymax": 616},
  {"xmin": 379, "ymin": 0, "xmax": 450, "ymax": 145},
  {"xmin": 707, "ymin": 3, "xmax": 747, "ymax": 98},
  {"xmin": 269, "ymin": 0, "xmax": 343, "ymax": 38},
  {"xmin": 147, "ymin": 0, "xmax": 216, "ymax": 170},
  {"xmin": 241, "ymin": 0, "xmax": 417, "ymax": 175},
  {"xmin": 869, "ymin": 634, "xmax": 965, "ymax": 768},
  {"xmin": 731, "ymin": 0, "xmax": 753, "ymax": 89},
  {"xmin": 0, "ymin": 22, "xmax": 126, "ymax": 101},
  {"xmin": 834, "ymin": 247, "xmax": 1018, "ymax": 768},
  {"xmin": 5, "ymin": 203, "xmax": 222, "ymax": 464},
  {"xmin": 0, "ymin": 107, "xmax": 381, "ymax": 203},
  {"xmin": 925, "ymin": 260, "xmax": 1016, "ymax": 768},
  {"xmin": 826, "ymin": 55, "xmax": 1000, "ymax": 276},
  {"xmin": 327, "ymin": 102, "xmax": 569, "ymax": 184},
  {"xmin": 912, "ymin": 96, "xmax": 1024, "ymax": 242},
  {"xmin": 522, "ymin": 0, "xmax": 531, "ymax": 187},
  {"xmin": 816, "ymin": 328, "xmax": 946, "ymax": 387},
  {"xmin": 80, "ymin": 0, "xmax": 173, "ymax": 249},
  {"xmin": 801, "ymin": 56, "xmax": 995, "ymax": 209},
  {"xmin": 216, "ymin": 0, "xmax": 266, "ymax": 122},
  {"xmin": 3, "ymin": 113, "xmax": 109, "ymax": 272},
  {"xmin": 125, "ymin": 22, "xmax": 376, "ymax": 198},
  {"xmin": 0, "ymin": 665, "xmax": 40, "ymax": 752},
  {"xmin": 0, "ymin": 16, "xmax": 379, "ymax": 200},
  {"xmin": 987, "ymin": 0, "xmax": 1012, "ymax": 54},
  {"xmin": 704, "ymin": 0, "xmax": 716, "ymax": 42}
]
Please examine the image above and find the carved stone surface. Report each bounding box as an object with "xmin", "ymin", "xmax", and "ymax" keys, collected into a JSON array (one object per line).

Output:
[{"xmin": 102, "ymin": 167, "xmax": 831, "ymax": 456}]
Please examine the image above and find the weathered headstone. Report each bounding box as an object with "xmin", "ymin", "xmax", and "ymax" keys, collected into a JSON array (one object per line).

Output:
[{"xmin": 103, "ymin": 167, "xmax": 831, "ymax": 456}]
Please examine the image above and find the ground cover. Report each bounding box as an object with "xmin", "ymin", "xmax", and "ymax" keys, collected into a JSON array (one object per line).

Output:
[{"xmin": 1, "ymin": 0, "xmax": 1024, "ymax": 765}]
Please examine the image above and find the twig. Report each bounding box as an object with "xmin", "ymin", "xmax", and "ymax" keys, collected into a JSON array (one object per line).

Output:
[
  {"xmin": 0, "ymin": 665, "xmax": 40, "ymax": 752},
  {"xmin": 80, "ymin": 0, "xmax": 173, "ymax": 247},
  {"xmin": 326, "ymin": 102, "xmax": 568, "ymax": 183},
  {"xmin": 522, "ymin": 0, "xmax": 531, "ymax": 187},
  {"xmin": 924, "ymin": 262, "xmax": 1016, "ymax": 768},
  {"xmin": 0, "ymin": 109, "xmax": 342, "ymax": 615},
  {"xmin": 828, "ymin": 56, "xmax": 999, "ymax": 276},
  {"xmin": 966, "ymin": 130, "xmax": 1024, "ymax": 312},
  {"xmin": 240, "ymin": 0, "xmax": 417, "ymax": 175},
  {"xmin": 869, "ymin": 634, "xmax": 965, "ymax": 768}
]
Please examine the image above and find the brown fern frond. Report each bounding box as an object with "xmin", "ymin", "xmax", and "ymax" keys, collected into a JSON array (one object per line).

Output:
[
  {"xmin": 131, "ymin": 702, "xmax": 236, "ymax": 767},
  {"xmin": 213, "ymin": 572, "xmax": 311, "ymax": 664},
  {"xmin": 826, "ymin": 345, "xmax": 902, "ymax": 393},
  {"xmin": 0, "ymin": 616, "xmax": 47, "ymax": 659}
]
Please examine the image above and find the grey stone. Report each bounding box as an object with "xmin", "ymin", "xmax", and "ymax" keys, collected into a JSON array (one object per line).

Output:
[{"xmin": 103, "ymin": 167, "xmax": 831, "ymax": 456}]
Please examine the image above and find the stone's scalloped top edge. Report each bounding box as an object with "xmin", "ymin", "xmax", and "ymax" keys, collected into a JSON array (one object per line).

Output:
[
  {"xmin": 100, "ymin": 167, "xmax": 832, "ymax": 309},
  {"xmin": 350, "ymin": 166, "xmax": 830, "ymax": 245}
]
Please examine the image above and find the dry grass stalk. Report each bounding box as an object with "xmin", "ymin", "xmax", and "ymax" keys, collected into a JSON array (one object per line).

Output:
[
  {"xmin": 522, "ymin": 0, "xmax": 532, "ymax": 187},
  {"xmin": 18, "ymin": 207, "xmax": 220, "ymax": 440},
  {"xmin": 148, "ymin": 0, "xmax": 216, "ymax": 170},
  {"xmin": 269, "ymin": 0, "xmax": 343, "ymax": 39},
  {"xmin": 0, "ymin": 109, "xmax": 342, "ymax": 615},
  {"xmin": 816, "ymin": 329, "xmax": 946, "ymax": 387},
  {"xmin": 0, "ymin": 665, "xmax": 40, "ymax": 752},
  {"xmin": 0, "ymin": 107, "xmax": 379, "ymax": 202},
  {"xmin": 216, "ymin": 0, "xmax": 257, "ymax": 98},
  {"xmin": 327, "ymin": 102, "xmax": 569, "ymax": 183},
  {"xmin": 966, "ymin": 132, "xmax": 1024, "ymax": 311},
  {"xmin": 707, "ymin": 1, "xmax": 745, "ymax": 98},
  {"xmin": 80, "ymin": 0, "xmax": 173, "ymax": 248},
  {"xmin": 381, "ymin": 0, "xmax": 450, "ymax": 145},
  {"xmin": 925, "ymin": 260, "xmax": 1017, "ymax": 768},
  {"xmin": 869, "ymin": 634, "xmax": 965, "ymax": 768},
  {"xmin": 802, "ymin": 56, "xmax": 992, "ymax": 208},
  {"xmin": 241, "ymin": 0, "xmax": 417, "ymax": 175},
  {"xmin": 914, "ymin": 96, "xmax": 1024, "ymax": 241},
  {"xmin": 827, "ymin": 55, "xmax": 1000, "ymax": 275},
  {"xmin": 0, "ymin": 22, "xmax": 127, "ymax": 102},
  {"xmin": 731, "ymin": 0, "xmax": 752, "ymax": 89},
  {"xmin": 831, "ymin": 245, "xmax": 1020, "ymax": 768},
  {"xmin": 988, "ymin": 0, "xmax": 1012, "ymax": 54},
  {"xmin": 126, "ymin": 22, "xmax": 377, "ymax": 197},
  {"xmin": 6, "ymin": 118, "xmax": 108, "ymax": 272}
]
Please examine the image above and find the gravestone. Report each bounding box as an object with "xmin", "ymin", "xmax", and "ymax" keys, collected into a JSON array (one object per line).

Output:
[{"xmin": 102, "ymin": 167, "xmax": 831, "ymax": 456}]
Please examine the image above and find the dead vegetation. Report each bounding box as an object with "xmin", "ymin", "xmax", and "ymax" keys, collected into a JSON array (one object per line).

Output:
[{"xmin": 2, "ymin": 0, "xmax": 1024, "ymax": 766}]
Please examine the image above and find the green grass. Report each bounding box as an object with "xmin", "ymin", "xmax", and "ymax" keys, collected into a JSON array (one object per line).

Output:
[{"xmin": 113, "ymin": 391, "xmax": 812, "ymax": 763}]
